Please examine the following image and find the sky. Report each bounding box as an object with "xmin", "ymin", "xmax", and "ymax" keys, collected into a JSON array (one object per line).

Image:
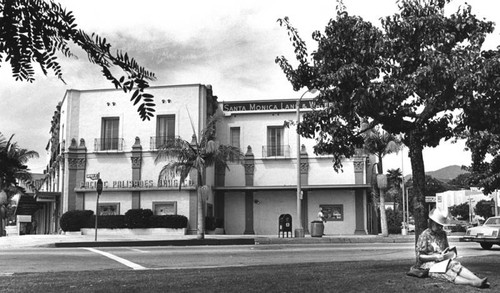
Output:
[{"xmin": 1, "ymin": 0, "xmax": 499, "ymax": 175}]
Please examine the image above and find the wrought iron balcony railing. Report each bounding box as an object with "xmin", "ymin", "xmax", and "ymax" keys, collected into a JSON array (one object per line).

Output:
[
  {"xmin": 262, "ymin": 145, "xmax": 290, "ymax": 158},
  {"xmin": 150, "ymin": 136, "xmax": 179, "ymax": 150},
  {"xmin": 94, "ymin": 138, "xmax": 124, "ymax": 151}
]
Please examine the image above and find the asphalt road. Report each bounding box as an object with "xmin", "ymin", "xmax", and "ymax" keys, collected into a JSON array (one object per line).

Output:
[{"xmin": 1, "ymin": 242, "xmax": 497, "ymax": 275}]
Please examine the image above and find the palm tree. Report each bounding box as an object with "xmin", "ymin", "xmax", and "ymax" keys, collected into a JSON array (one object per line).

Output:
[
  {"xmin": 387, "ymin": 168, "xmax": 403, "ymax": 210},
  {"xmin": 154, "ymin": 113, "xmax": 243, "ymax": 239},
  {"xmin": 0, "ymin": 132, "xmax": 39, "ymax": 191},
  {"xmin": 0, "ymin": 132, "xmax": 39, "ymax": 236},
  {"xmin": 361, "ymin": 122, "xmax": 402, "ymax": 237}
]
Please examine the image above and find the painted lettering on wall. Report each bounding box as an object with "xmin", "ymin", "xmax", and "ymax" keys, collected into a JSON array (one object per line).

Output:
[
  {"xmin": 222, "ymin": 100, "xmax": 319, "ymax": 112},
  {"xmin": 79, "ymin": 179, "xmax": 194, "ymax": 189}
]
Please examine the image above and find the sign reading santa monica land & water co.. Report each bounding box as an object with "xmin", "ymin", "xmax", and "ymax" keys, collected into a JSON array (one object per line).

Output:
[{"xmin": 222, "ymin": 99, "xmax": 320, "ymax": 112}]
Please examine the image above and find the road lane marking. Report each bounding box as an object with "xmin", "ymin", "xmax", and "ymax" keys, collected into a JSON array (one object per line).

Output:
[
  {"xmin": 83, "ymin": 248, "xmax": 147, "ymax": 270},
  {"xmin": 129, "ymin": 248, "xmax": 149, "ymax": 253}
]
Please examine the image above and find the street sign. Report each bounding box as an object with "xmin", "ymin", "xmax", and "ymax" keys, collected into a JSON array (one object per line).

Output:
[
  {"xmin": 96, "ymin": 179, "xmax": 103, "ymax": 195},
  {"xmin": 86, "ymin": 173, "xmax": 100, "ymax": 180},
  {"xmin": 425, "ymin": 196, "xmax": 436, "ymax": 203}
]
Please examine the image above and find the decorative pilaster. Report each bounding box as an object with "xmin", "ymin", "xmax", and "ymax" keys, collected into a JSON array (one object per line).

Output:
[
  {"xmin": 215, "ymin": 162, "xmax": 226, "ymax": 187},
  {"xmin": 243, "ymin": 145, "xmax": 255, "ymax": 235},
  {"xmin": 299, "ymin": 144, "xmax": 309, "ymax": 185},
  {"xmin": 354, "ymin": 189, "xmax": 367, "ymax": 234},
  {"xmin": 131, "ymin": 137, "xmax": 142, "ymax": 170},
  {"xmin": 131, "ymin": 137, "xmax": 142, "ymax": 209},
  {"xmin": 353, "ymin": 159, "xmax": 365, "ymax": 184},
  {"xmin": 244, "ymin": 146, "xmax": 255, "ymax": 186},
  {"xmin": 67, "ymin": 138, "xmax": 87, "ymax": 211}
]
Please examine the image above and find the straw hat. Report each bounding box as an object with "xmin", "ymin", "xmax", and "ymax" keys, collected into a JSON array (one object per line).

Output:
[{"xmin": 428, "ymin": 208, "xmax": 448, "ymax": 226}]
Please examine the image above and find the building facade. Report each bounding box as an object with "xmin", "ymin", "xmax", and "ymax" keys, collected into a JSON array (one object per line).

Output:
[{"xmin": 36, "ymin": 84, "xmax": 374, "ymax": 235}]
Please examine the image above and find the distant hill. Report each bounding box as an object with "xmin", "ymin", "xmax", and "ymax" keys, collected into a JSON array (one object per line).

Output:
[
  {"xmin": 426, "ymin": 165, "xmax": 468, "ymax": 182},
  {"xmin": 404, "ymin": 165, "xmax": 468, "ymax": 182}
]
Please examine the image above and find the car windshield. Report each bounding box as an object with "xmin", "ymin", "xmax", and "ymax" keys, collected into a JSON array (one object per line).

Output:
[{"xmin": 484, "ymin": 217, "xmax": 500, "ymax": 225}]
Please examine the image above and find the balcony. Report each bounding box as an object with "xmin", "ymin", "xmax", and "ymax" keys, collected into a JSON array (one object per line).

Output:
[
  {"xmin": 94, "ymin": 138, "xmax": 124, "ymax": 152},
  {"xmin": 150, "ymin": 136, "xmax": 179, "ymax": 150},
  {"xmin": 262, "ymin": 145, "xmax": 290, "ymax": 158}
]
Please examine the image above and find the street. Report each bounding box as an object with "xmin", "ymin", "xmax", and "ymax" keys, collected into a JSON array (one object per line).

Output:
[
  {"xmin": 1, "ymin": 242, "xmax": 499, "ymax": 292},
  {"xmin": 0, "ymin": 242, "xmax": 496, "ymax": 274}
]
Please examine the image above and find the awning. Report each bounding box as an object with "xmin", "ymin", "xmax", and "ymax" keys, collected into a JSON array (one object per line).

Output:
[
  {"xmin": 15, "ymin": 194, "xmax": 43, "ymax": 216},
  {"xmin": 35, "ymin": 192, "xmax": 60, "ymax": 202}
]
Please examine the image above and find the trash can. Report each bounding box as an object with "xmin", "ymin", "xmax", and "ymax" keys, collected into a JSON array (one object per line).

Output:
[{"xmin": 310, "ymin": 221, "xmax": 324, "ymax": 237}]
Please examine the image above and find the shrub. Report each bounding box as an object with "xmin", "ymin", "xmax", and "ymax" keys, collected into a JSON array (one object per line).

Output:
[
  {"xmin": 215, "ymin": 217, "xmax": 224, "ymax": 229},
  {"xmin": 150, "ymin": 215, "xmax": 188, "ymax": 228},
  {"xmin": 385, "ymin": 208, "xmax": 403, "ymax": 234},
  {"xmin": 125, "ymin": 209, "xmax": 153, "ymax": 228},
  {"xmin": 90, "ymin": 215, "xmax": 127, "ymax": 229},
  {"xmin": 205, "ymin": 217, "xmax": 224, "ymax": 230},
  {"xmin": 205, "ymin": 216, "xmax": 216, "ymax": 230},
  {"xmin": 60, "ymin": 210, "xmax": 94, "ymax": 232}
]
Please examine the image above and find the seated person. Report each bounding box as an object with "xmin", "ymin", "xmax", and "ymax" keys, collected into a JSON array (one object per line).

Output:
[{"xmin": 415, "ymin": 208, "xmax": 489, "ymax": 288}]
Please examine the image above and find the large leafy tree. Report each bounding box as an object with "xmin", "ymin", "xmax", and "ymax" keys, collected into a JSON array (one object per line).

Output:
[
  {"xmin": 154, "ymin": 113, "xmax": 243, "ymax": 239},
  {"xmin": 474, "ymin": 199, "xmax": 494, "ymax": 220},
  {"xmin": 276, "ymin": 0, "xmax": 499, "ymax": 239},
  {"xmin": 0, "ymin": 0, "xmax": 156, "ymax": 120},
  {"xmin": 461, "ymin": 131, "xmax": 500, "ymax": 194},
  {"xmin": 449, "ymin": 202, "xmax": 470, "ymax": 221}
]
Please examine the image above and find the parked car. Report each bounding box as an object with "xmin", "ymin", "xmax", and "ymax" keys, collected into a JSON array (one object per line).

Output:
[{"xmin": 461, "ymin": 216, "xmax": 500, "ymax": 250}]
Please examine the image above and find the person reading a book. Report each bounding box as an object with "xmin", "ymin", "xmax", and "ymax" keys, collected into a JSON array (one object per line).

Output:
[{"xmin": 415, "ymin": 208, "xmax": 489, "ymax": 288}]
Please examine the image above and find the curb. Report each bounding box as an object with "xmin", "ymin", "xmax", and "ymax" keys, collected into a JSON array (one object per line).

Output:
[{"xmin": 53, "ymin": 238, "xmax": 255, "ymax": 248}]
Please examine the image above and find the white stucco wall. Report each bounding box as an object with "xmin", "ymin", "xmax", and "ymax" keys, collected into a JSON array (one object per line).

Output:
[
  {"xmin": 224, "ymin": 192, "xmax": 246, "ymax": 234},
  {"xmin": 308, "ymin": 189, "xmax": 356, "ymax": 235},
  {"xmin": 72, "ymin": 85, "xmax": 203, "ymax": 153},
  {"xmin": 252, "ymin": 191, "xmax": 296, "ymax": 235},
  {"xmin": 140, "ymin": 190, "xmax": 191, "ymax": 217},
  {"xmin": 83, "ymin": 191, "xmax": 133, "ymax": 214}
]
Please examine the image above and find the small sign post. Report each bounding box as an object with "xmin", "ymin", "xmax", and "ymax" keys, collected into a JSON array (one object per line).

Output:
[
  {"xmin": 425, "ymin": 196, "xmax": 436, "ymax": 203},
  {"xmin": 95, "ymin": 178, "xmax": 103, "ymax": 241}
]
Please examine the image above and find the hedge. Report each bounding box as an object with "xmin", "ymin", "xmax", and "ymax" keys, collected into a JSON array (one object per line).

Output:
[
  {"xmin": 59, "ymin": 210, "xmax": 94, "ymax": 232},
  {"xmin": 91, "ymin": 215, "xmax": 127, "ymax": 229},
  {"xmin": 125, "ymin": 209, "xmax": 153, "ymax": 228},
  {"xmin": 150, "ymin": 215, "xmax": 188, "ymax": 228},
  {"xmin": 60, "ymin": 209, "xmax": 187, "ymax": 231}
]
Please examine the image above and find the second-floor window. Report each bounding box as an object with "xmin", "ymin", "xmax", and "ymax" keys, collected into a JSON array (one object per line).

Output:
[
  {"xmin": 101, "ymin": 117, "xmax": 119, "ymax": 150},
  {"xmin": 156, "ymin": 115, "xmax": 175, "ymax": 148},
  {"xmin": 267, "ymin": 126, "xmax": 284, "ymax": 156}
]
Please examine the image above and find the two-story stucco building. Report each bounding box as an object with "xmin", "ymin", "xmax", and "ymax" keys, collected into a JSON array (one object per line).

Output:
[{"xmin": 34, "ymin": 84, "xmax": 374, "ymax": 235}]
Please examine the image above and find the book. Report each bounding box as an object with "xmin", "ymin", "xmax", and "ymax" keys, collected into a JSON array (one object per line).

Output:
[
  {"xmin": 442, "ymin": 246, "xmax": 457, "ymax": 260},
  {"xmin": 429, "ymin": 247, "xmax": 457, "ymax": 273},
  {"xmin": 429, "ymin": 259, "xmax": 451, "ymax": 273}
]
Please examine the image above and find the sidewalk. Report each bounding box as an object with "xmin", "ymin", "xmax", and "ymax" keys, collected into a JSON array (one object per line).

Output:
[{"xmin": 0, "ymin": 233, "xmax": 464, "ymax": 249}]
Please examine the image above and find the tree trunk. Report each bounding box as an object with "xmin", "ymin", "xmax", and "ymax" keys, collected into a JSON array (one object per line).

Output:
[
  {"xmin": 379, "ymin": 188, "xmax": 389, "ymax": 237},
  {"xmin": 408, "ymin": 132, "xmax": 427, "ymax": 244},
  {"xmin": 378, "ymin": 156, "xmax": 389, "ymax": 237},
  {"xmin": 197, "ymin": 187, "xmax": 205, "ymax": 240},
  {"xmin": 196, "ymin": 173, "xmax": 205, "ymax": 240}
]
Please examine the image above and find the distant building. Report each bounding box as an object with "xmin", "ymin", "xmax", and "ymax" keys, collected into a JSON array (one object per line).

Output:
[
  {"xmin": 436, "ymin": 188, "xmax": 492, "ymax": 219},
  {"xmin": 32, "ymin": 84, "xmax": 375, "ymax": 235}
]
